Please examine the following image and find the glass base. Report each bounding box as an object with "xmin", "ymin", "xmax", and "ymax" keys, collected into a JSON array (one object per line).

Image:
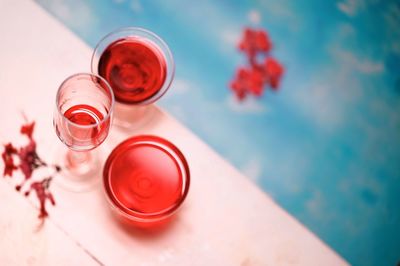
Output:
[
  {"xmin": 52, "ymin": 144, "xmax": 103, "ymax": 192},
  {"xmin": 113, "ymin": 102, "xmax": 157, "ymax": 130}
]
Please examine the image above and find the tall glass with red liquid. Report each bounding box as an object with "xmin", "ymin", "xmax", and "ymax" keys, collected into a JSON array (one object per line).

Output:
[
  {"xmin": 54, "ymin": 73, "xmax": 114, "ymax": 191},
  {"xmin": 91, "ymin": 27, "xmax": 174, "ymax": 127}
]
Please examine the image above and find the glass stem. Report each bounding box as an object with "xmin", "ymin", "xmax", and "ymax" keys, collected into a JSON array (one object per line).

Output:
[{"xmin": 66, "ymin": 150, "xmax": 91, "ymax": 170}]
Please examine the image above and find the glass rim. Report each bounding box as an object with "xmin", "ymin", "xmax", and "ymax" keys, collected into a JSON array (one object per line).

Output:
[
  {"xmin": 103, "ymin": 135, "xmax": 190, "ymax": 222},
  {"xmin": 90, "ymin": 27, "xmax": 175, "ymax": 106},
  {"xmin": 55, "ymin": 72, "xmax": 115, "ymax": 129}
]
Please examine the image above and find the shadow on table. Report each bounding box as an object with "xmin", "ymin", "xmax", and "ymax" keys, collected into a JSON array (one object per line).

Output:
[{"xmin": 110, "ymin": 213, "xmax": 181, "ymax": 241}]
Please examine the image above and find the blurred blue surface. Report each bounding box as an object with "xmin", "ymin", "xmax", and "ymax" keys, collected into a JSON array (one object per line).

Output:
[{"xmin": 35, "ymin": 0, "xmax": 400, "ymax": 265}]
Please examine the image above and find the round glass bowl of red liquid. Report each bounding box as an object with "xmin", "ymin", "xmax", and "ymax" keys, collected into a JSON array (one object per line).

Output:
[
  {"xmin": 103, "ymin": 135, "xmax": 190, "ymax": 227},
  {"xmin": 91, "ymin": 27, "xmax": 174, "ymax": 105}
]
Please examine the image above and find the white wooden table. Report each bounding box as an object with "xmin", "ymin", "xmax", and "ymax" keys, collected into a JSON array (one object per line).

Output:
[{"xmin": 0, "ymin": 0, "xmax": 348, "ymax": 265}]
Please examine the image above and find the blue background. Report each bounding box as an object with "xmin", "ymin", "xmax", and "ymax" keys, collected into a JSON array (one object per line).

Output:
[{"xmin": 35, "ymin": 0, "xmax": 400, "ymax": 265}]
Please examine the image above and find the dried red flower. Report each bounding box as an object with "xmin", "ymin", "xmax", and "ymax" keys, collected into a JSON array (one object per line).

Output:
[
  {"xmin": 18, "ymin": 139, "xmax": 46, "ymax": 180},
  {"xmin": 1, "ymin": 120, "xmax": 60, "ymax": 219},
  {"xmin": 2, "ymin": 143, "xmax": 18, "ymax": 177},
  {"xmin": 230, "ymin": 27, "xmax": 284, "ymax": 101},
  {"xmin": 25, "ymin": 177, "xmax": 55, "ymax": 218}
]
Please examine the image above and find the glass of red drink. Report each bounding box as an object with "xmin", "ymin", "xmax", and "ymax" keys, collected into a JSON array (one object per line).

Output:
[
  {"xmin": 103, "ymin": 135, "xmax": 190, "ymax": 227},
  {"xmin": 54, "ymin": 73, "xmax": 114, "ymax": 191},
  {"xmin": 92, "ymin": 27, "xmax": 174, "ymax": 105},
  {"xmin": 91, "ymin": 27, "xmax": 174, "ymax": 127}
]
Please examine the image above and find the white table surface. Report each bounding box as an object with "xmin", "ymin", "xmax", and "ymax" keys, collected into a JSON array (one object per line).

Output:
[{"xmin": 0, "ymin": 0, "xmax": 348, "ymax": 265}]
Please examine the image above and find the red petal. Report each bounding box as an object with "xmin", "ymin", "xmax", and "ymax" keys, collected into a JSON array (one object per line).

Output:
[
  {"xmin": 264, "ymin": 57, "xmax": 284, "ymax": 89},
  {"xmin": 265, "ymin": 57, "xmax": 284, "ymax": 76},
  {"xmin": 18, "ymin": 139, "xmax": 38, "ymax": 179},
  {"xmin": 26, "ymin": 178, "xmax": 55, "ymax": 219},
  {"xmin": 249, "ymin": 69, "xmax": 265, "ymax": 96},
  {"xmin": 2, "ymin": 143, "xmax": 18, "ymax": 177},
  {"xmin": 256, "ymin": 30, "xmax": 272, "ymax": 53},
  {"xmin": 4, "ymin": 143, "xmax": 18, "ymax": 154},
  {"xmin": 20, "ymin": 122, "xmax": 35, "ymax": 139}
]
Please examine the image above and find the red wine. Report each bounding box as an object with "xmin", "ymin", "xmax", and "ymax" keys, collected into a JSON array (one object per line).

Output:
[
  {"xmin": 98, "ymin": 38, "xmax": 167, "ymax": 104},
  {"xmin": 61, "ymin": 104, "xmax": 108, "ymax": 148},
  {"xmin": 64, "ymin": 104, "xmax": 104, "ymax": 125},
  {"xmin": 103, "ymin": 136, "xmax": 190, "ymax": 225}
]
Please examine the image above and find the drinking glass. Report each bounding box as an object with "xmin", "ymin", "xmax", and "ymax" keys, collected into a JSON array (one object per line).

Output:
[
  {"xmin": 91, "ymin": 27, "xmax": 174, "ymax": 128},
  {"xmin": 53, "ymin": 73, "xmax": 114, "ymax": 191},
  {"xmin": 103, "ymin": 135, "xmax": 190, "ymax": 228}
]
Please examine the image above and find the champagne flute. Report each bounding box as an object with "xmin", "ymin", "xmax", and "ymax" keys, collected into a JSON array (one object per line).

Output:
[{"xmin": 53, "ymin": 73, "xmax": 114, "ymax": 191}]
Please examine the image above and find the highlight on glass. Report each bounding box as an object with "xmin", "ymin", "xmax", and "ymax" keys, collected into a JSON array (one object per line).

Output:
[
  {"xmin": 103, "ymin": 135, "xmax": 190, "ymax": 227},
  {"xmin": 53, "ymin": 73, "xmax": 114, "ymax": 191}
]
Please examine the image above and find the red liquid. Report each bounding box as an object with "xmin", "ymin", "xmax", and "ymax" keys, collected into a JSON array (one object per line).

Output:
[
  {"xmin": 60, "ymin": 104, "xmax": 108, "ymax": 148},
  {"xmin": 103, "ymin": 136, "xmax": 190, "ymax": 223},
  {"xmin": 64, "ymin": 104, "xmax": 104, "ymax": 125},
  {"xmin": 98, "ymin": 38, "xmax": 167, "ymax": 104}
]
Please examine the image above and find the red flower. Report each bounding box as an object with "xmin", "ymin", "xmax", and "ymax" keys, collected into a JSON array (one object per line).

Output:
[
  {"xmin": 20, "ymin": 122, "xmax": 35, "ymax": 139},
  {"xmin": 230, "ymin": 68, "xmax": 250, "ymax": 100},
  {"xmin": 239, "ymin": 28, "xmax": 272, "ymax": 61},
  {"xmin": 18, "ymin": 139, "xmax": 47, "ymax": 180},
  {"xmin": 2, "ymin": 143, "xmax": 18, "ymax": 177},
  {"xmin": 230, "ymin": 67, "xmax": 264, "ymax": 100},
  {"xmin": 18, "ymin": 140, "xmax": 37, "ymax": 179},
  {"xmin": 25, "ymin": 178, "xmax": 55, "ymax": 219},
  {"xmin": 255, "ymin": 30, "xmax": 272, "ymax": 53},
  {"xmin": 230, "ymin": 26, "xmax": 284, "ymax": 101},
  {"xmin": 264, "ymin": 57, "xmax": 284, "ymax": 89},
  {"xmin": 19, "ymin": 121, "xmax": 47, "ymax": 180},
  {"xmin": 2, "ymin": 119, "xmax": 60, "ymax": 220},
  {"xmin": 248, "ymin": 68, "xmax": 265, "ymax": 96}
]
